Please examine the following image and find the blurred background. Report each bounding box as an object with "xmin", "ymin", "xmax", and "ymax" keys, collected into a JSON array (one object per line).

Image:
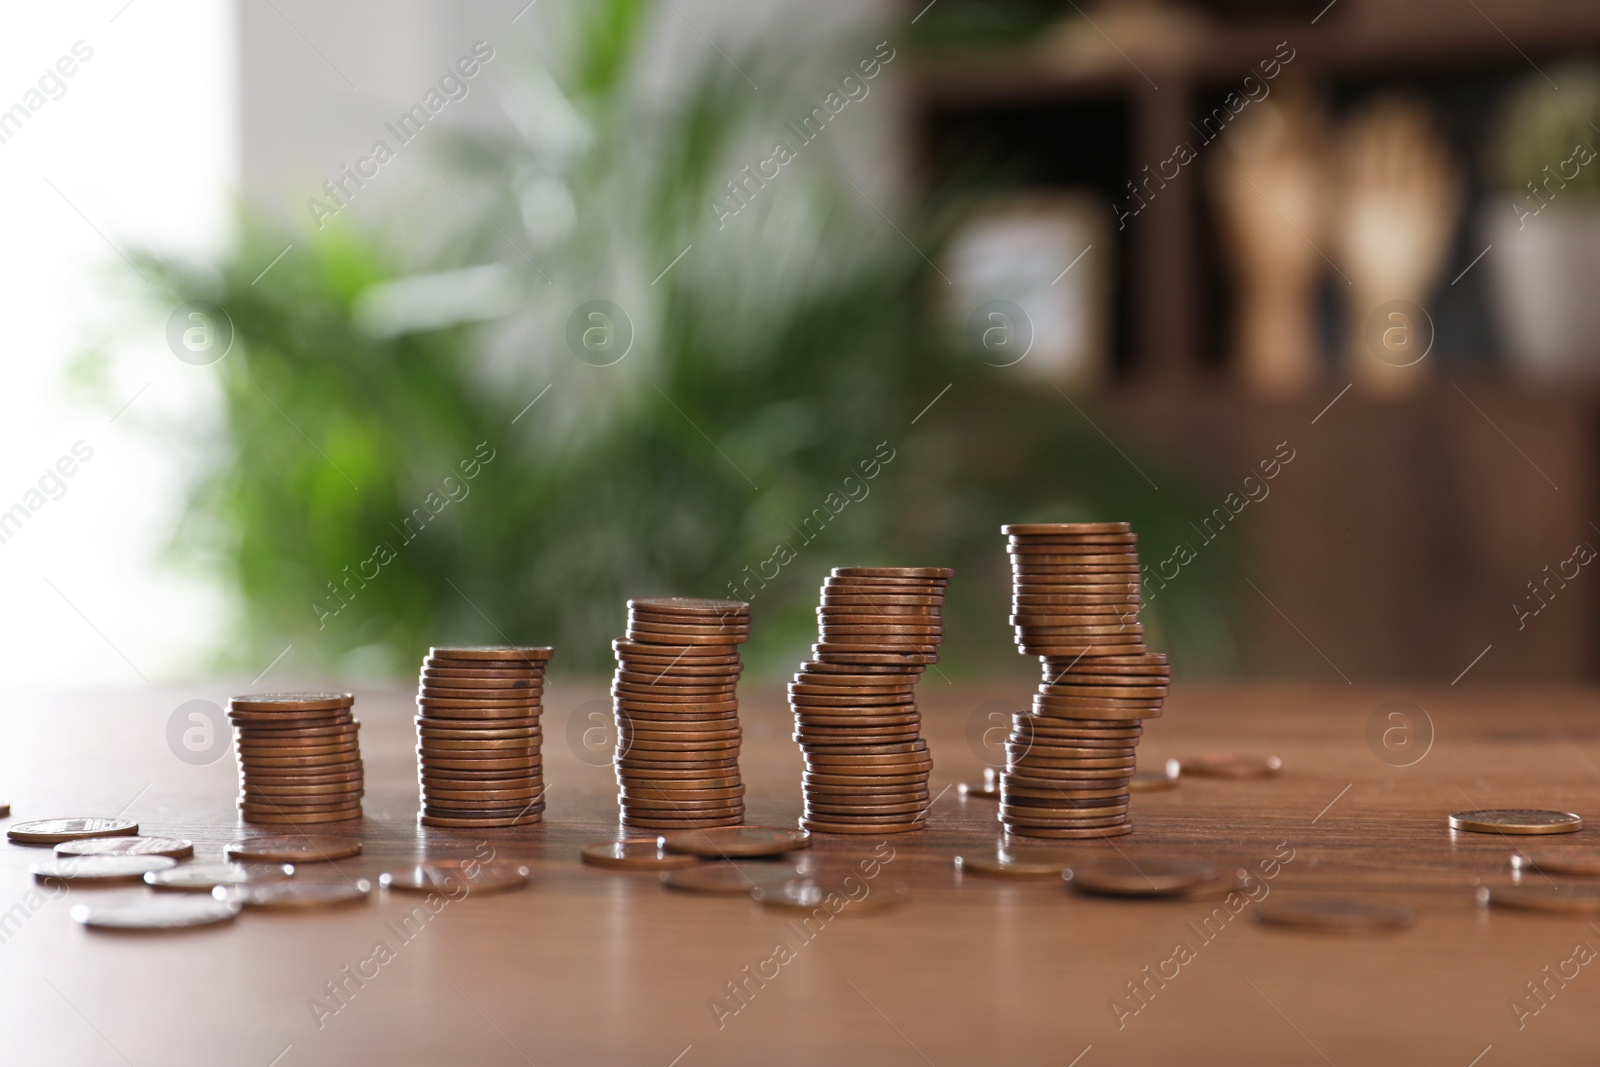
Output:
[{"xmin": 6, "ymin": 0, "xmax": 1600, "ymax": 691}]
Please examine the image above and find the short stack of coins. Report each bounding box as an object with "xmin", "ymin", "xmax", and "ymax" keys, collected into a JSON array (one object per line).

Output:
[
  {"xmin": 416, "ymin": 646, "xmax": 552, "ymax": 829},
  {"xmin": 227, "ymin": 692, "xmax": 363, "ymax": 826},
  {"xmin": 1001, "ymin": 522, "xmax": 1169, "ymax": 840},
  {"xmin": 791, "ymin": 566, "xmax": 954, "ymax": 834},
  {"xmin": 612, "ymin": 598, "xmax": 751, "ymax": 830}
]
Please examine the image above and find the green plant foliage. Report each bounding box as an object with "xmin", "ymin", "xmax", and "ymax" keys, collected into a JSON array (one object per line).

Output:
[
  {"xmin": 1489, "ymin": 63, "xmax": 1600, "ymax": 200},
  {"xmin": 111, "ymin": 3, "xmax": 1235, "ymax": 679}
]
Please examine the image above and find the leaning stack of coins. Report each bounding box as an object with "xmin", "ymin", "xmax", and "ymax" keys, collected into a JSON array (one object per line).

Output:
[
  {"xmin": 227, "ymin": 693, "xmax": 363, "ymax": 826},
  {"xmin": 416, "ymin": 646, "xmax": 552, "ymax": 829},
  {"xmin": 612, "ymin": 598, "xmax": 750, "ymax": 830},
  {"xmin": 1000, "ymin": 522, "xmax": 1169, "ymax": 840},
  {"xmin": 791, "ymin": 566, "xmax": 954, "ymax": 834}
]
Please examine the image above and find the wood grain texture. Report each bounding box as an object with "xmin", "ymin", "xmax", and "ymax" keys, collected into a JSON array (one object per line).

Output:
[{"xmin": 1, "ymin": 680, "xmax": 1596, "ymax": 1065}]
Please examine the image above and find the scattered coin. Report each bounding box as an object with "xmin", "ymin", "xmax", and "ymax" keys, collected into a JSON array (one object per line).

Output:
[
  {"xmin": 662, "ymin": 863, "xmax": 807, "ymax": 894},
  {"xmin": 1478, "ymin": 884, "xmax": 1600, "ymax": 914},
  {"xmin": 1180, "ymin": 754, "xmax": 1282, "ymax": 779},
  {"xmin": 72, "ymin": 896, "xmax": 242, "ymax": 932},
  {"xmin": 7, "ymin": 818, "xmax": 138, "ymax": 845},
  {"xmin": 753, "ymin": 878, "xmax": 909, "ymax": 916},
  {"xmin": 55, "ymin": 836, "xmax": 194, "ymax": 859},
  {"xmin": 0, "ymin": 803, "xmax": 8, "ymax": 817},
  {"xmin": 957, "ymin": 847, "xmax": 1075, "ymax": 879},
  {"xmin": 1511, "ymin": 850, "xmax": 1600, "ymax": 876},
  {"xmin": 1066, "ymin": 858, "xmax": 1218, "ymax": 897},
  {"xmin": 582, "ymin": 839, "xmax": 701, "ymax": 871},
  {"xmin": 659, "ymin": 826, "xmax": 811, "ymax": 858},
  {"xmin": 1130, "ymin": 758, "xmax": 1181, "ymax": 792},
  {"xmin": 1255, "ymin": 898, "xmax": 1415, "ymax": 933},
  {"xmin": 225, "ymin": 835, "xmax": 362, "ymax": 863},
  {"xmin": 959, "ymin": 768, "xmax": 1000, "ymax": 800},
  {"xmin": 1450, "ymin": 809, "xmax": 1582, "ymax": 835},
  {"xmin": 224, "ymin": 879, "xmax": 372, "ymax": 911},
  {"xmin": 381, "ymin": 860, "xmax": 531, "ymax": 894},
  {"xmin": 32, "ymin": 855, "xmax": 176, "ymax": 885},
  {"xmin": 146, "ymin": 862, "xmax": 294, "ymax": 892}
]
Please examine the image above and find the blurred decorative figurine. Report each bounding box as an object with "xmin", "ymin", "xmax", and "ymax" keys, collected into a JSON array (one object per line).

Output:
[{"xmin": 1332, "ymin": 95, "xmax": 1462, "ymax": 395}]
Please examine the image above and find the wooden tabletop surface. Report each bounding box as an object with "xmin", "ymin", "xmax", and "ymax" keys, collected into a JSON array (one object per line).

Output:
[{"xmin": 2, "ymin": 680, "xmax": 1597, "ymax": 1066}]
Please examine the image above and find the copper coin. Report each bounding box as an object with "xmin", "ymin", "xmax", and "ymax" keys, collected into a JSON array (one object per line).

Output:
[
  {"xmin": 1178, "ymin": 754, "xmax": 1283, "ymax": 779},
  {"xmin": 419, "ymin": 812, "xmax": 541, "ymax": 828},
  {"xmin": 753, "ymin": 876, "xmax": 911, "ymax": 914},
  {"xmin": 1000, "ymin": 778, "xmax": 1128, "ymax": 797},
  {"xmin": 799, "ymin": 816, "xmax": 925, "ymax": 835},
  {"xmin": 1256, "ymin": 898, "xmax": 1415, "ymax": 932},
  {"xmin": 659, "ymin": 826, "xmax": 811, "ymax": 858},
  {"xmin": 73, "ymin": 895, "xmax": 241, "ymax": 931},
  {"xmin": 957, "ymin": 847, "xmax": 1076, "ymax": 878},
  {"xmin": 1510, "ymin": 850, "xmax": 1600, "ymax": 875},
  {"xmin": 33, "ymin": 854, "xmax": 177, "ymax": 885},
  {"xmin": 242, "ymin": 808, "xmax": 362, "ymax": 825},
  {"xmin": 418, "ymin": 687, "xmax": 545, "ymax": 702},
  {"xmin": 1131, "ymin": 758, "xmax": 1182, "ymax": 792},
  {"xmin": 622, "ymin": 815, "xmax": 745, "ymax": 830},
  {"xmin": 624, "ymin": 630, "xmax": 745, "ymax": 647},
  {"xmin": 1479, "ymin": 884, "xmax": 1600, "ymax": 914},
  {"xmin": 628, "ymin": 596, "xmax": 749, "ymax": 615},
  {"xmin": 56, "ymin": 836, "xmax": 194, "ymax": 859},
  {"xmin": 1450, "ymin": 809, "xmax": 1581, "ymax": 835},
  {"xmin": 224, "ymin": 835, "xmax": 362, "ymax": 862},
  {"xmin": 429, "ymin": 646, "xmax": 553, "ymax": 662},
  {"xmin": 381, "ymin": 860, "xmax": 531, "ymax": 894},
  {"xmin": 662, "ymin": 863, "xmax": 804, "ymax": 894},
  {"xmin": 224, "ymin": 879, "xmax": 372, "ymax": 910},
  {"xmin": 228, "ymin": 692, "xmax": 353, "ymax": 712},
  {"xmin": 147, "ymin": 862, "xmax": 294, "ymax": 891},
  {"xmin": 8, "ymin": 818, "xmax": 138, "ymax": 845},
  {"xmin": 1066, "ymin": 858, "xmax": 1217, "ymax": 897},
  {"xmin": 418, "ymin": 669, "xmax": 541, "ymax": 685},
  {"xmin": 416, "ymin": 716, "xmax": 539, "ymax": 731},
  {"xmin": 579, "ymin": 838, "xmax": 693, "ymax": 873},
  {"xmin": 1002, "ymin": 823, "xmax": 1132, "ymax": 840}
]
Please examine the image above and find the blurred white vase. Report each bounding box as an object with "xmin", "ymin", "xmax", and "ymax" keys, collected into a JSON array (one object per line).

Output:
[{"xmin": 1485, "ymin": 204, "xmax": 1600, "ymax": 380}]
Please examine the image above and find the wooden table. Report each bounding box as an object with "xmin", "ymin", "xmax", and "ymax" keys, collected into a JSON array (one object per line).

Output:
[{"xmin": 2, "ymin": 681, "xmax": 1597, "ymax": 1065}]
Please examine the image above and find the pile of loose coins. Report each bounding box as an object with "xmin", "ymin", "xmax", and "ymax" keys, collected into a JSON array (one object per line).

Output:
[
  {"xmin": 416, "ymin": 646, "xmax": 552, "ymax": 829},
  {"xmin": 612, "ymin": 598, "xmax": 751, "ymax": 830},
  {"xmin": 1001, "ymin": 522, "xmax": 1169, "ymax": 839},
  {"xmin": 791, "ymin": 566, "xmax": 953, "ymax": 834},
  {"xmin": 228, "ymin": 692, "xmax": 364, "ymax": 826}
]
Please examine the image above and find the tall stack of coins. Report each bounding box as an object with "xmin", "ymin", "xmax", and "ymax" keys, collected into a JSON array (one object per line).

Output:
[
  {"xmin": 228, "ymin": 693, "xmax": 363, "ymax": 826},
  {"xmin": 1001, "ymin": 522, "xmax": 1169, "ymax": 840},
  {"xmin": 612, "ymin": 598, "xmax": 750, "ymax": 830},
  {"xmin": 415, "ymin": 646, "xmax": 552, "ymax": 829},
  {"xmin": 791, "ymin": 566, "xmax": 953, "ymax": 834}
]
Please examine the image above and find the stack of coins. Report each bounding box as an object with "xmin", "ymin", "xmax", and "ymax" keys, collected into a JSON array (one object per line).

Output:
[
  {"xmin": 415, "ymin": 646, "xmax": 552, "ymax": 829},
  {"xmin": 791, "ymin": 566, "xmax": 954, "ymax": 834},
  {"xmin": 228, "ymin": 693, "xmax": 363, "ymax": 826},
  {"xmin": 612, "ymin": 598, "xmax": 750, "ymax": 830},
  {"xmin": 1000, "ymin": 522, "xmax": 1169, "ymax": 840}
]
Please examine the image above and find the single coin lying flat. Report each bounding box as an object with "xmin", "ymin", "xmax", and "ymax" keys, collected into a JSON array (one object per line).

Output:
[
  {"xmin": 56, "ymin": 836, "xmax": 194, "ymax": 859},
  {"xmin": 1450, "ymin": 809, "xmax": 1581, "ymax": 835},
  {"xmin": 7, "ymin": 818, "xmax": 138, "ymax": 845},
  {"xmin": 1255, "ymin": 897, "xmax": 1415, "ymax": 933},
  {"xmin": 72, "ymin": 896, "xmax": 242, "ymax": 932}
]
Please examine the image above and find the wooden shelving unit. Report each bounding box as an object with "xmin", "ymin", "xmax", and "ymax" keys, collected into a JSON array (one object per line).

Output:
[{"xmin": 905, "ymin": 1, "xmax": 1600, "ymax": 678}]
